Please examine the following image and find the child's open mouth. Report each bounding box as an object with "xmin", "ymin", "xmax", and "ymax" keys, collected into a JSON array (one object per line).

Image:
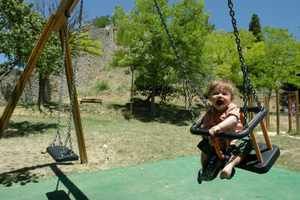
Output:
[{"xmin": 216, "ymin": 99, "xmax": 224, "ymax": 106}]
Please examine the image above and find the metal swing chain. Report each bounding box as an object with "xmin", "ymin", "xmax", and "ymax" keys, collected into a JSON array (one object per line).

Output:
[
  {"xmin": 153, "ymin": 0, "xmax": 192, "ymax": 107},
  {"xmin": 48, "ymin": 1, "xmax": 83, "ymax": 153},
  {"xmin": 227, "ymin": 0, "xmax": 262, "ymax": 126},
  {"xmin": 49, "ymin": 28, "xmax": 72, "ymax": 149},
  {"xmin": 51, "ymin": 66, "xmax": 65, "ymax": 147},
  {"xmin": 62, "ymin": 21, "xmax": 74, "ymax": 151},
  {"xmin": 153, "ymin": 0, "xmax": 208, "ymax": 117}
]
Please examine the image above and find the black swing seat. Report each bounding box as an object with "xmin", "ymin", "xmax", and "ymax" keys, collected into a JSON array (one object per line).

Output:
[
  {"xmin": 47, "ymin": 145, "xmax": 79, "ymax": 162},
  {"xmin": 237, "ymin": 143, "xmax": 280, "ymax": 174},
  {"xmin": 190, "ymin": 107, "xmax": 280, "ymax": 174},
  {"xmin": 190, "ymin": 107, "xmax": 268, "ymax": 140}
]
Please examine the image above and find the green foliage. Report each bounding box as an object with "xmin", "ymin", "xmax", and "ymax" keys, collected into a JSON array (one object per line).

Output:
[
  {"xmin": 112, "ymin": 0, "xmax": 300, "ymax": 97},
  {"xmin": 201, "ymin": 31, "xmax": 236, "ymax": 79},
  {"xmin": 170, "ymin": 0, "xmax": 213, "ymax": 86},
  {"xmin": 93, "ymin": 15, "xmax": 111, "ymax": 28},
  {"xmin": 94, "ymin": 80, "xmax": 109, "ymax": 92},
  {"xmin": 0, "ymin": 0, "xmax": 102, "ymax": 78},
  {"xmin": 202, "ymin": 25, "xmax": 300, "ymax": 95},
  {"xmin": 0, "ymin": 0, "xmax": 63, "ymax": 78},
  {"xmin": 37, "ymin": 34, "xmax": 63, "ymax": 78},
  {"xmin": 70, "ymin": 31, "xmax": 102, "ymax": 57},
  {"xmin": 111, "ymin": 5, "xmax": 129, "ymax": 45},
  {"xmin": 260, "ymin": 27, "xmax": 299, "ymax": 89},
  {"xmin": 112, "ymin": 0, "xmax": 212, "ymax": 102},
  {"xmin": 0, "ymin": 0, "xmax": 44, "ymax": 70},
  {"xmin": 201, "ymin": 30, "xmax": 257, "ymax": 90}
]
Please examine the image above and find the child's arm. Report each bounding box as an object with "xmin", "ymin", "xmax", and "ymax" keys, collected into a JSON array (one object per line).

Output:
[{"xmin": 208, "ymin": 115, "xmax": 238, "ymax": 136}]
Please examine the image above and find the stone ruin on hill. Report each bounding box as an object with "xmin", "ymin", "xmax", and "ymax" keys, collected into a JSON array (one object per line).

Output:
[{"xmin": 0, "ymin": 25, "xmax": 116, "ymax": 105}]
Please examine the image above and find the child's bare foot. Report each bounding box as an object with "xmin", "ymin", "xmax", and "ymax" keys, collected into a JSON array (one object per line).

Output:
[{"xmin": 220, "ymin": 164, "xmax": 235, "ymax": 179}]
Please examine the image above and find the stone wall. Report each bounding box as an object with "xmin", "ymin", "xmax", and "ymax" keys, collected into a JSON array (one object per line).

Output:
[{"xmin": 0, "ymin": 25, "xmax": 116, "ymax": 105}]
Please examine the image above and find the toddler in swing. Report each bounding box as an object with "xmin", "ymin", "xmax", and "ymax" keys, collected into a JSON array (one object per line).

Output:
[{"xmin": 197, "ymin": 80, "xmax": 243, "ymax": 183}]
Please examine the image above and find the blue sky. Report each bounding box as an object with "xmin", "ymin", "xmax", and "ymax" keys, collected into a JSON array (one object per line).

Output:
[
  {"xmin": 84, "ymin": 0, "xmax": 300, "ymax": 40},
  {"xmin": 1, "ymin": 0, "xmax": 299, "ymax": 63}
]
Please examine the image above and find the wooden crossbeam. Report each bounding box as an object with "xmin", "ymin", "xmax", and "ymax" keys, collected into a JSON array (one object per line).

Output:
[{"xmin": 80, "ymin": 98, "xmax": 103, "ymax": 104}]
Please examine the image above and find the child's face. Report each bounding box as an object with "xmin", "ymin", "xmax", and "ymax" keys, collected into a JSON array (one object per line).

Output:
[{"xmin": 209, "ymin": 87, "xmax": 232, "ymax": 111}]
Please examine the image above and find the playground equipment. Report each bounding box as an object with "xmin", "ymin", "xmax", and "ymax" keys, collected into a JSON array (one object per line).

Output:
[
  {"xmin": 47, "ymin": 0, "xmax": 84, "ymax": 163},
  {"xmin": 0, "ymin": 0, "xmax": 87, "ymax": 164},
  {"xmin": 153, "ymin": 0, "xmax": 208, "ymax": 114},
  {"xmin": 191, "ymin": 0, "xmax": 280, "ymax": 180},
  {"xmin": 153, "ymin": 0, "xmax": 279, "ymax": 182}
]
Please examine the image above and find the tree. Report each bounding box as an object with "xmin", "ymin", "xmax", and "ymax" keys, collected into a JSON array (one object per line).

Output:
[
  {"xmin": 262, "ymin": 27, "xmax": 299, "ymax": 89},
  {"xmin": 242, "ymin": 26, "xmax": 299, "ymax": 104},
  {"xmin": 93, "ymin": 15, "xmax": 111, "ymax": 28},
  {"xmin": 0, "ymin": 0, "xmax": 62, "ymax": 107},
  {"xmin": 0, "ymin": 0, "xmax": 48, "ymax": 106},
  {"xmin": 170, "ymin": 0, "xmax": 213, "ymax": 99},
  {"xmin": 249, "ymin": 14, "xmax": 264, "ymax": 42},
  {"xmin": 201, "ymin": 30, "xmax": 257, "ymax": 92},
  {"xmin": 0, "ymin": 0, "xmax": 101, "ymax": 109},
  {"xmin": 201, "ymin": 31, "xmax": 237, "ymax": 83},
  {"xmin": 291, "ymin": 44, "xmax": 300, "ymax": 88},
  {"xmin": 0, "ymin": 0, "xmax": 43, "ymax": 76},
  {"xmin": 112, "ymin": 0, "xmax": 212, "ymax": 114},
  {"xmin": 112, "ymin": 0, "xmax": 170, "ymax": 114}
]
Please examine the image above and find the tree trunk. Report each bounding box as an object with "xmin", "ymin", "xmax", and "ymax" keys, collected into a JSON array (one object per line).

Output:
[
  {"xmin": 265, "ymin": 89, "xmax": 272, "ymax": 129},
  {"xmin": 24, "ymin": 78, "xmax": 34, "ymax": 104},
  {"xmin": 275, "ymin": 89, "xmax": 280, "ymax": 135},
  {"xmin": 150, "ymin": 87, "xmax": 156, "ymax": 116},
  {"xmin": 287, "ymin": 92, "xmax": 293, "ymax": 133},
  {"xmin": 130, "ymin": 66, "xmax": 135, "ymax": 115},
  {"xmin": 38, "ymin": 74, "xmax": 51, "ymax": 111}
]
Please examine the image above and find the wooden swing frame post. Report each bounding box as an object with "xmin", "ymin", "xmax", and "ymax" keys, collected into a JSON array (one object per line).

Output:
[
  {"xmin": 275, "ymin": 89, "xmax": 280, "ymax": 135},
  {"xmin": 287, "ymin": 92, "xmax": 293, "ymax": 133},
  {"xmin": 248, "ymin": 95, "xmax": 273, "ymax": 164},
  {"xmin": 0, "ymin": 0, "xmax": 88, "ymax": 164},
  {"xmin": 248, "ymin": 96, "xmax": 263, "ymax": 163}
]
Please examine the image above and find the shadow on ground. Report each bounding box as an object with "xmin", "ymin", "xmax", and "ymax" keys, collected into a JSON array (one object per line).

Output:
[
  {"xmin": 46, "ymin": 165, "xmax": 89, "ymax": 200},
  {"xmin": 110, "ymin": 98, "xmax": 202, "ymax": 126},
  {"xmin": 0, "ymin": 163, "xmax": 72, "ymax": 187},
  {"xmin": 2, "ymin": 121, "xmax": 58, "ymax": 138}
]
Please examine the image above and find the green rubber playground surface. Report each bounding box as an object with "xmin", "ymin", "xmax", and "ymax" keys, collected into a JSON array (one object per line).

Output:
[{"xmin": 0, "ymin": 156, "xmax": 299, "ymax": 200}]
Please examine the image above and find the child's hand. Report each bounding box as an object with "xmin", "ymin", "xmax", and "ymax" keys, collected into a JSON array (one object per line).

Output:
[{"xmin": 208, "ymin": 125, "xmax": 221, "ymax": 136}]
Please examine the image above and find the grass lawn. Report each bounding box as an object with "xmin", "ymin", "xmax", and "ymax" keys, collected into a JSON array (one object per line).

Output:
[{"xmin": 0, "ymin": 94, "xmax": 300, "ymax": 188}]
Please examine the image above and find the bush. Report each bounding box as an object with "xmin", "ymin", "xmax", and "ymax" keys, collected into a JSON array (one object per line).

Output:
[
  {"xmin": 95, "ymin": 80, "xmax": 109, "ymax": 92},
  {"xmin": 93, "ymin": 16, "xmax": 111, "ymax": 28}
]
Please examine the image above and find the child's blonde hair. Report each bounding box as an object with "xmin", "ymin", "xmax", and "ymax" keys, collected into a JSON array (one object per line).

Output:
[{"xmin": 206, "ymin": 80, "xmax": 235, "ymax": 100}]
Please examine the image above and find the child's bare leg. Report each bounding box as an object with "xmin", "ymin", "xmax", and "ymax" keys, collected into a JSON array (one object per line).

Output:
[{"xmin": 220, "ymin": 155, "xmax": 242, "ymax": 179}]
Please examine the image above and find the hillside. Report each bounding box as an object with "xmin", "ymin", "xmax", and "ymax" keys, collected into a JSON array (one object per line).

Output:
[
  {"xmin": 76, "ymin": 25, "xmax": 131, "ymax": 100},
  {"xmin": 0, "ymin": 25, "xmax": 130, "ymax": 105}
]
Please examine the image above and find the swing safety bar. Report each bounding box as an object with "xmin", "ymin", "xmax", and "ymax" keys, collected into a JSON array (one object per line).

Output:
[{"xmin": 190, "ymin": 106, "xmax": 267, "ymax": 139}]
